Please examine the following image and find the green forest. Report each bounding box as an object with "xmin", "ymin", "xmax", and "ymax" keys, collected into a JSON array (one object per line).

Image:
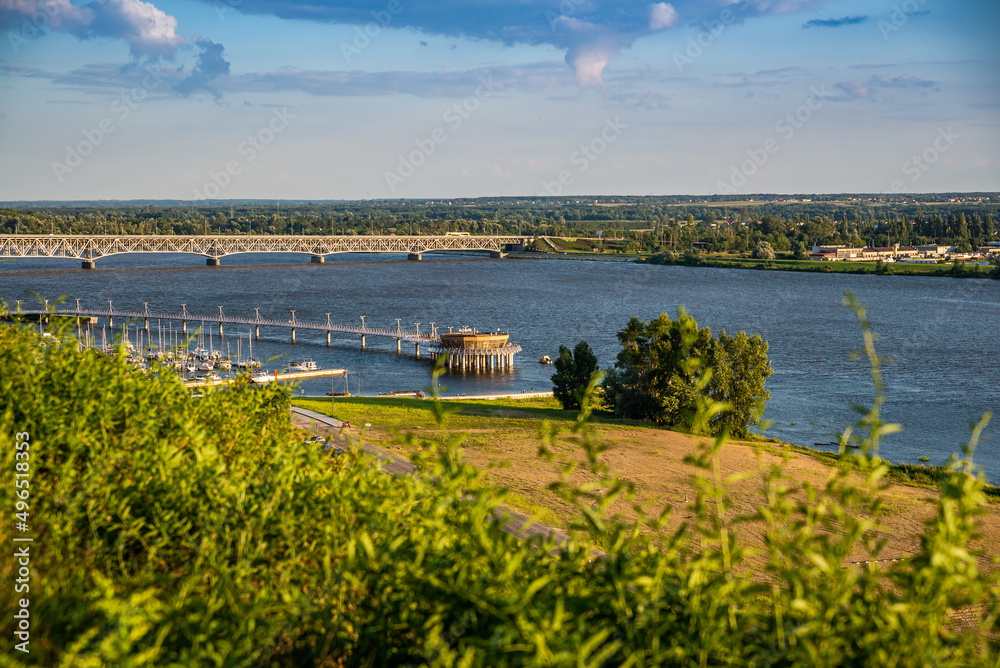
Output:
[{"xmin": 1, "ymin": 194, "xmax": 997, "ymax": 256}]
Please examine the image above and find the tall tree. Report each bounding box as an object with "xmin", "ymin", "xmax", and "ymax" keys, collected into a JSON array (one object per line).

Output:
[{"xmin": 551, "ymin": 341, "xmax": 599, "ymax": 411}]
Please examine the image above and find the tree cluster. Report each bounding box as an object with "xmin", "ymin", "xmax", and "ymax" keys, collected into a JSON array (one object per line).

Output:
[{"xmin": 601, "ymin": 311, "xmax": 772, "ymax": 437}]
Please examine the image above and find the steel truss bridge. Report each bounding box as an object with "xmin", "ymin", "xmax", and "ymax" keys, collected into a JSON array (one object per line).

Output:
[
  {"xmin": 0, "ymin": 234, "xmax": 532, "ymax": 267},
  {"xmin": 7, "ymin": 305, "xmax": 522, "ymax": 370}
]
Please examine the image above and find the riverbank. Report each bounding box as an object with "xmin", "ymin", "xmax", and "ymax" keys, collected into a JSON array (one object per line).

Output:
[
  {"xmin": 517, "ymin": 247, "xmax": 999, "ymax": 278},
  {"xmin": 642, "ymin": 254, "xmax": 999, "ymax": 278},
  {"xmin": 291, "ymin": 395, "xmax": 999, "ymax": 574}
]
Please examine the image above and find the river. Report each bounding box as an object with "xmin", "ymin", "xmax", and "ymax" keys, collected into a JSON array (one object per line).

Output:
[{"xmin": 2, "ymin": 251, "xmax": 997, "ymax": 481}]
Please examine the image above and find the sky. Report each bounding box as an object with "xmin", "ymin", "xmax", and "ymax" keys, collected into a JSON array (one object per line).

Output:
[{"xmin": 0, "ymin": 0, "xmax": 998, "ymax": 200}]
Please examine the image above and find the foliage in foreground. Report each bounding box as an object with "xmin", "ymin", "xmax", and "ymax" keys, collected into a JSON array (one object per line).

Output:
[
  {"xmin": 1, "ymin": 297, "xmax": 998, "ymax": 666},
  {"xmin": 602, "ymin": 309, "xmax": 773, "ymax": 437}
]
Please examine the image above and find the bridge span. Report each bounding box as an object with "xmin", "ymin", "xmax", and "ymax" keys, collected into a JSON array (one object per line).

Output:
[
  {"xmin": 0, "ymin": 234, "xmax": 532, "ymax": 268},
  {"xmin": 8, "ymin": 303, "xmax": 523, "ymax": 372}
]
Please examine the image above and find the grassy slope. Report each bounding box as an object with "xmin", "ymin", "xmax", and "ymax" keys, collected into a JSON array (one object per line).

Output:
[{"xmin": 293, "ymin": 396, "xmax": 999, "ymax": 531}]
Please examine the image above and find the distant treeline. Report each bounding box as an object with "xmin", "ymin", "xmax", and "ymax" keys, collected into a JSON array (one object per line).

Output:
[{"xmin": 1, "ymin": 195, "xmax": 997, "ymax": 253}]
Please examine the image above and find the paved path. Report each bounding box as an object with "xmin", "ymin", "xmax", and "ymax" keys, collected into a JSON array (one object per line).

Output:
[{"xmin": 291, "ymin": 405, "xmax": 583, "ymax": 551}]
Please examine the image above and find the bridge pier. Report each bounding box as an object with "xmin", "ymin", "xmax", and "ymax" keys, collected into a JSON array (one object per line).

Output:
[
  {"xmin": 291, "ymin": 328, "xmax": 295, "ymax": 344},
  {"xmin": 108, "ymin": 315, "xmax": 114, "ymax": 329},
  {"xmin": 407, "ymin": 253, "xmax": 422, "ymax": 261},
  {"xmin": 218, "ymin": 323, "xmax": 223, "ymax": 337},
  {"xmin": 326, "ymin": 331, "xmax": 331, "ymax": 346},
  {"xmin": 311, "ymin": 255, "xmax": 325, "ymax": 263},
  {"xmin": 396, "ymin": 338, "xmax": 401, "ymax": 354},
  {"xmin": 414, "ymin": 342, "xmax": 420, "ymax": 358},
  {"xmin": 361, "ymin": 334, "xmax": 366, "ymax": 350},
  {"xmin": 182, "ymin": 320, "xmax": 187, "ymax": 334},
  {"xmin": 81, "ymin": 260, "xmax": 95, "ymax": 269},
  {"xmin": 144, "ymin": 318, "xmax": 150, "ymax": 334},
  {"xmin": 206, "ymin": 257, "xmax": 221, "ymax": 266},
  {"xmin": 490, "ymin": 251, "xmax": 506, "ymax": 259},
  {"xmin": 254, "ymin": 325, "xmax": 259, "ymax": 340}
]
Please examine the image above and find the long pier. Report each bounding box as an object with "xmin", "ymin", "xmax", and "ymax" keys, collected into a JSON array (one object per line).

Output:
[
  {"xmin": 0, "ymin": 234, "xmax": 532, "ymax": 268},
  {"xmin": 7, "ymin": 304, "xmax": 522, "ymax": 371}
]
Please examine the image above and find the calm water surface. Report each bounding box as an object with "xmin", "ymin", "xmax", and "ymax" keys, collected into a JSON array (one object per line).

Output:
[{"xmin": 2, "ymin": 252, "xmax": 997, "ymax": 481}]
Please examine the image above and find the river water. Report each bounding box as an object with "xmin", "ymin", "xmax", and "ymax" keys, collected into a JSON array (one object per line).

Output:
[{"xmin": 2, "ymin": 252, "xmax": 998, "ymax": 481}]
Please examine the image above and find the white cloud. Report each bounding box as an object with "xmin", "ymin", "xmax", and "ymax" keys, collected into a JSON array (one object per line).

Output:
[
  {"xmin": 0, "ymin": 0, "xmax": 186, "ymax": 58},
  {"xmin": 648, "ymin": 2, "xmax": 679, "ymax": 31}
]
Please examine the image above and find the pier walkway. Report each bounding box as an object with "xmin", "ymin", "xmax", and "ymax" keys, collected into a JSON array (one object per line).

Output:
[{"xmin": 7, "ymin": 303, "xmax": 522, "ymax": 370}]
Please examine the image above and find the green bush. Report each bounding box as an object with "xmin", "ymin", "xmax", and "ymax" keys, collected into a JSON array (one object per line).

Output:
[{"xmin": 1, "ymin": 297, "xmax": 997, "ymax": 666}]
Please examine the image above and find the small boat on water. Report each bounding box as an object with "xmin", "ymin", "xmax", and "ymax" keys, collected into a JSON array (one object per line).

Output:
[
  {"xmin": 251, "ymin": 372, "xmax": 276, "ymax": 384},
  {"xmin": 286, "ymin": 359, "xmax": 320, "ymax": 372},
  {"xmin": 539, "ymin": 355, "xmax": 552, "ymax": 365}
]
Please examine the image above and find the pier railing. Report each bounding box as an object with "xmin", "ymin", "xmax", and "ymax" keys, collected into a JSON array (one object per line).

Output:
[{"xmin": 5, "ymin": 305, "xmax": 521, "ymax": 369}]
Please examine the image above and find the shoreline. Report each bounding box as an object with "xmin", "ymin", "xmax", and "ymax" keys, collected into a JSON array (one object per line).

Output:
[{"xmin": 515, "ymin": 250, "xmax": 998, "ymax": 279}]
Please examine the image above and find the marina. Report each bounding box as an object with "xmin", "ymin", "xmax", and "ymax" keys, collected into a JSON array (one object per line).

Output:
[
  {"xmin": 6, "ymin": 302, "xmax": 523, "ymax": 368},
  {"xmin": 2, "ymin": 253, "xmax": 998, "ymax": 481}
]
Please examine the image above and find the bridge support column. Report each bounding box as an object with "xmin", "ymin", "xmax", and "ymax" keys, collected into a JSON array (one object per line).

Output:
[
  {"xmin": 361, "ymin": 335, "xmax": 366, "ymax": 350},
  {"xmin": 207, "ymin": 257, "xmax": 221, "ymax": 266},
  {"xmin": 81, "ymin": 260, "xmax": 95, "ymax": 269},
  {"xmin": 218, "ymin": 323, "xmax": 223, "ymax": 337},
  {"xmin": 396, "ymin": 338, "xmax": 401, "ymax": 354},
  {"xmin": 254, "ymin": 325, "xmax": 259, "ymax": 340},
  {"xmin": 144, "ymin": 319, "xmax": 150, "ymax": 334},
  {"xmin": 311, "ymin": 255, "xmax": 325, "ymax": 263},
  {"xmin": 326, "ymin": 331, "xmax": 331, "ymax": 346},
  {"xmin": 108, "ymin": 315, "xmax": 114, "ymax": 329},
  {"xmin": 291, "ymin": 328, "xmax": 296, "ymax": 344},
  {"xmin": 489, "ymin": 251, "xmax": 506, "ymax": 259},
  {"xmin": 182, "ymin": 320, "xmax": 187, "ymax": 334},
  {"xmin": 407, "ymin": 253, "xmax": 422, "ymax": 261},
  {"xmin": 414, "ymin": 343, "xmax": 420, "ymax": 358}
]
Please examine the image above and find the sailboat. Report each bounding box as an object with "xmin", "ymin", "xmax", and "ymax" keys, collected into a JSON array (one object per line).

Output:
[{"xmin": 238, "ymin": 332, "xmax": 261, "ymax": 368}]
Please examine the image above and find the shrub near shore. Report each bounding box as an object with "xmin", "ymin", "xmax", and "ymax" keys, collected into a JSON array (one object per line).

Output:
[{"xmin": 1, "ymin": 306, "xmax": 998, "ymax": 666}]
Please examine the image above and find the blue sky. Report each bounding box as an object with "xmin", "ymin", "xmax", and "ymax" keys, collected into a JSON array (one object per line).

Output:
[{"xmin": 1, "ymin": 0, "xmax": 997, "ymax": 200}]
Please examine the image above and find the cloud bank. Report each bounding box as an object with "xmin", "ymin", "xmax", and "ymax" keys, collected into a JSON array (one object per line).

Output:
[
  {"xmin": 0, "ymin": 0, "xmax": 185, "ymax": 57},
  {"xmin": 194, "ymin": 0, "xmax": 838, "ymax": 86}
]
